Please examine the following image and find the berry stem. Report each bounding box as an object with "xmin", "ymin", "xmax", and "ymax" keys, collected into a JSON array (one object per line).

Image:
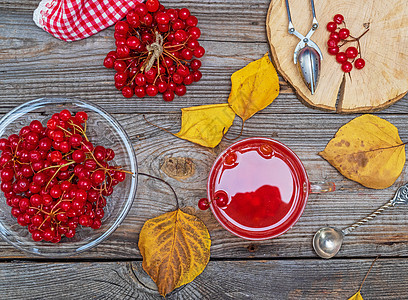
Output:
[
  {"xmin": 67, "ymin": 121, "xmax": 89, "ymax": 142},
  {"xmin": 359, "ymin": 256, "xmax": 379, "ymax": 292},
  {"xmin": 38, "ymin": 215, "xmax": 51, "ymax": 230},
  {"xmin": 38, "ymin": 161, "xmax": 76, "ymax": 173},
  {"xmin": 57, "ymin": 125, "xmax": 73, "ymax": 137},
  {"xmin": 138, "ymin": 172, "xmax": 179, "ymax": 209},
  {"xmin": 222, "ymin": 120, "xmax": 244, "ymax": 141}
]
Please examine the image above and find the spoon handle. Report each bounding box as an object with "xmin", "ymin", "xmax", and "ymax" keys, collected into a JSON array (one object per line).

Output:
[
  {"xmin": 342, "ymin": 200, "xmax": 394, "ymax": 236},
  {"xmin": 342, "ymin": 183, "xmax": 408, "ymax": 236}
]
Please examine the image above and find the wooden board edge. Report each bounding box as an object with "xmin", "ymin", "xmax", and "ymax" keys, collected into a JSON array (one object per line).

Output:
[{"xmin": 338, "ymin": 90, "xmax": 408, "ymax": 114}]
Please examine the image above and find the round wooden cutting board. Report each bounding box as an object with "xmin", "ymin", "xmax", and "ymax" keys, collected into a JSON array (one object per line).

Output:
[{"xmin": 266, "ymin": 0, "xmax": 408, "ymax": 113}]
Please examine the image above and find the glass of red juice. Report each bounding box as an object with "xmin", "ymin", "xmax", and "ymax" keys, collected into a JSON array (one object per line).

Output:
[{"xmin": 207, "ymin": 137, "xmax": 334, "ymax": 240}]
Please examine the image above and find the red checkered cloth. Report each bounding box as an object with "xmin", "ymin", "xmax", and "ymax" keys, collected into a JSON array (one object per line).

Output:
[{"xmin": 33, "ymin": 0, "xmax": 143, "ymax": 41}]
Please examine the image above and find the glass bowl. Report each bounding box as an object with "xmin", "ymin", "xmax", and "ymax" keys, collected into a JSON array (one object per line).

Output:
[{"xmin": 0, "ymin": 97, "xmax": 137, "ymax": 256}]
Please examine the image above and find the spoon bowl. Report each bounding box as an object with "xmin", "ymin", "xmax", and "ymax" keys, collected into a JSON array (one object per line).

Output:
[{"xmin": 313, "ymin": 227, "xmax": 344, "ymax": 259}]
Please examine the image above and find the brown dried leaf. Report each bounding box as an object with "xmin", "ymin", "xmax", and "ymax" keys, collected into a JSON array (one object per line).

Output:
[
  {"xmin": 320, "ymin": 114, "xmax": 406, "ymax": 189},
  {"xmin": 138, "ymin": 209, "xmax": 211, "ymax": 297}
]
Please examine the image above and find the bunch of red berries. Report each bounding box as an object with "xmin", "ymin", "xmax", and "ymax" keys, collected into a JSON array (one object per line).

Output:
[
  {"xmin": 0, "ymin": 109, "xmax": 127, "ymax": 243},
  {"xmin": 103, "ymin": 0, "xmax": 205, "ymax": 102},
  {"xmin": 326, "ymin": 14, "xmax": 367, "ymax": 73}
]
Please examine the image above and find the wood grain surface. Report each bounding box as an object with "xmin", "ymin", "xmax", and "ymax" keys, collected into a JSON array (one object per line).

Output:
[
  {"xmin": 1, "ymin": 259, "xmax": 408, "ymax": 299},
  {"xmin": 0, "ymin": 0, "xmax": 408, "ymax": 298}
]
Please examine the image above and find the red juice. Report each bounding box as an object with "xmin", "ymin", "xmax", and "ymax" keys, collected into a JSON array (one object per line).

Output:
[{"xmin": 208, "ymin": 138, "xmax": 309, "ymax": 240}]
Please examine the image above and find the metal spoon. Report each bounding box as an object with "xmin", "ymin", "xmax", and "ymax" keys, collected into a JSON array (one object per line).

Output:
[
  {"xmin": 313, "ymin": 183, "xmax": 408, "ymax": 259},
  {"xmin": 284, "ymin": 0, "xmax": 323, "ymax": 94}
]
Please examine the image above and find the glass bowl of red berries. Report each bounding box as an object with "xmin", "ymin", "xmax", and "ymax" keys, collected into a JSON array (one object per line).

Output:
[{"xmin": 0, "ymin": 97, "xmax": 137, "ymax": 256}]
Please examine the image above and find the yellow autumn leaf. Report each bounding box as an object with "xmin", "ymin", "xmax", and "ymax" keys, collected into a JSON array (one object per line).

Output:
[
  {"xmin": 138, "ymin": 209, "xmax": 211, "ymax": 297},
  {"xmin": 228, "ymin": 53, "xmax": 279, "ymax": 122},
  {"xmin": 175, "ymin": 103, "xmax": 235, "ymax": 148},
  {"xmin": 320, "ymin": 114, "xmax": 405, "ymax": 189},
  {"xmin": 348, "ymin": 291, "xmax": 364, "ymax": 300}
]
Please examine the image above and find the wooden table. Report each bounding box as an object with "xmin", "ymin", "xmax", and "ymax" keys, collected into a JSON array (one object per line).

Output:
[{"xmin": 1, "ymin": 1, "xmax": 408, "ymax": 299}]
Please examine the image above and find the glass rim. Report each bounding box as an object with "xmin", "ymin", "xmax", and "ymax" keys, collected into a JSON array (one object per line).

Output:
[{"xmin": 207, "ymin": 137, "xmax": 309, "ymax": 241}]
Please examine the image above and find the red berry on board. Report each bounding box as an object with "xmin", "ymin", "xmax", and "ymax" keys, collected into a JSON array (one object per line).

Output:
[
  {"xmin": 174, "ymin": 30, "xmax": 188, "ymax": 42},
  {"xmin": 114, "ymin": 60, "xmax": 126, "ymax": 73},
  {"xmin": 135, "ymin": 73, "xmax": 146, "ymax": 86},
  {"xmin": 135, "ymin": 86, "xmax": 146, "ymax": 98},
  {"xmin": 345, "ymin": 46, "xmax": 358, "ymax": 59},
  {"xmin": 156, "ymin": 12, "xmax": 170, "ymax": 25},
  {"xmin": 193, "ymin": 46, "xmax": 205, "ymax": 58},
  {"xmin": 354, "ymin": 58, "xmax": 365, "ymax": 69},
  {"xmin": 333, "ymin": 14, "xmax": 344, "ymax": 24},
  {"xmin": 198, "ymin": 198, "xmax": 210, "ymax": 210},
  {"xmin": 187, "ymin": 39, "xmax": 199, "ymax": 50},
  {"xmin": 329, "ymin": 32, "xmax": 341, "ymax": 43},
  {"xmin": 186, "ymin": 15, "xmax": 198, "ymax": 27},
  {"xmin": 157, "ymin": 23, "xmax": 170, "ymax": 33},
  {"xmin": 173, "ymin": 73, "xmax": 183, "ymax": 85},
  {"xmin": 181, "ymin": 48, "xmax": 193, "ymax": 60},
  {"xmin": 327, "ymin": 38, "xmax": 338, "ymax": 48},
  {"xmin": 167, "ymin": 9, "xmax": 178, "ymax": 21},
  {"xmin": 157, "ymin": 81, "xmax": 167, "ymax": 93},
  {"xmin": 183, "ymin": 74, "xmax": 194, "ymax": 85},
  {"xmin": 116, "ymin": 46, "xmax": 130, "ymax": 58},
  {"xmin": 72, "ymin": 149, "xmax": 86, "ymax": 163},
  {"xmin": 163, "ymin": 90, "xmax": 175, "ymax": 102},
  {"xmin": 135, "ymin": 3, "xmax": 148, "ymax": 17},
  {"xmin": 126, "ymin": 36, "xmax": 141, "ymax": 49},
  {"xmin": 175, "ymin": 85, "xmax": 187, "ymax": 96},
  {"xmin": 103, "ymin": 56, "xmax": 115, "ymax": 69},
  {"xmin": 146, "ymin": 85, "xmax": 159, "ymax": 97},
  {"xmin": 328, "ymin": 46, "xmax": 339, "ymax": 55},
  {"xmin": 115, "ymin": 37, "xmax": 126, "ymax": 48},
  {"xmin": 122, "ymin": 86, "xmax": 134, "ymax": 98},
  {"xmin": 336, "ymin": 52, "xmax": 347, "ymax": 63},
  {"xmin": 326, "ymin": 21, "xmax": 337, "ymax": 32},
  {"xmin": 188, "ymin": 27, "xmax": 201, "ymax": 40},
  {"xmin": 338, "ymin": 28, "xmax": 350, "ymax": 40},
  {"xmin": 190, "ymin": 59, "xmax": 201, "ymax": 70},
  {"xmin": 193, "ymin": 70, "xmax": 202, "ymax": 82},
  {"xmin": 341, "ymin": 61, "xmax": 353, "ymax": 73},
  {"xmin": 32, "ymin": 230, "xmax": 43, "ymax": 242},
  {"xmin": 172, "ymin": 19, "xmax": 185, "ymax": 31},
  {"xmin": 115, "ymin": 21, "xmax": 129, "ymax": 35},
  {"xmin": 127, "ymin": 10, "xmax": 140, "ymax": 27},
  {"xmin": 179, "ymin": 8, "xmax": 190, "ymax": 20},
  {"xmin": 146, "ymin": 0, "xmax": 160, "ymax": 12}
]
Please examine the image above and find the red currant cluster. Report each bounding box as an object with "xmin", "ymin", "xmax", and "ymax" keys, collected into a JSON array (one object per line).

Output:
[
  {"xmin": 0, "ymin": 110, "xmax": 128, "ymax": 243},
  {"xmin": 326, "ymin": 14, "xmax": 367, "ymax": 73},
  {"xmin": 198, "ymin": 191, "xmax": 228, "ymax": 211},
  {"xmin": 103, "ymin": 0, "xmax": 204, "ymax": 102}
]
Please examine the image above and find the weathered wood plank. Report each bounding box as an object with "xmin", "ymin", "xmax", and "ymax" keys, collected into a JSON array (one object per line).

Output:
[
  {"xmin": 0, "ymin": 259, "xmax": 406, "ymax": 299},
  {"xmin": 1, "ymin": 0, "xmax": 270, "ymax": 31},
  {"xmin": 0, "ymin": 113, "xmax": 407, "ymax": 259},
  {"xmin": 0, "ymin": 11, "xmax": 407, "ymax": 114}
]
